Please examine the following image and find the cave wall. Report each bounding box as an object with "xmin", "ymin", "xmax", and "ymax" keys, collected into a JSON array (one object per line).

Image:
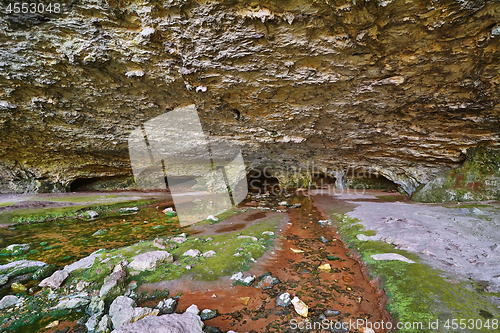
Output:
[{"xmin": 0, "ymin": 0, "xmax": 499, "ymax": 194}]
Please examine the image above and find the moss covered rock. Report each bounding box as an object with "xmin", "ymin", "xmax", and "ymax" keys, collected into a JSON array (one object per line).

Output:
[{"xmin": 412, "ymin": 146, "xmax": 500, "ymax": 203}]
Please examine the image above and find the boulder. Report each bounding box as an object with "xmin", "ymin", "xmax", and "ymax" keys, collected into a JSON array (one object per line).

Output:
[
  {"xmin": 100, "ymin": 264, "xmax": 127, "ymax": 302},
  {"xmin": 109, "ymin": 296, "xmax": 159, "ymax": 329},
  {"xmin": 0, "ymin": 260, "xmax": 47, "ymax": 282},
  {"xmin": 129, "ymin": 251, "xmax": 173, "ymax": 271},
  {"xmin": 39, "ymin": 270, "xmax": 69, "ymax": 289},
  {"xmin": 0, "ymin": 295, "xmax": 20, "ymax": 310},
  {"xmin": 86, "ymin": 211, "xmax": 99, "ymax": 219},
  {"xmin": 64, "ymin": 251, "xmax": 100, "ymax": 273},
  {"xmin": 111, "ymin": 312, "xmax": 203, "ymax": 333},
  {"xmin": 86, "ymin": 314, "xmax": 101, "ymax": 333}
]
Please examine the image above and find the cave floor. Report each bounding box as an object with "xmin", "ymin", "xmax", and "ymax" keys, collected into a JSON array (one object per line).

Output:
[{"xmin": 1, "ymin": 189, "xmax": 499, "ymax": 332}]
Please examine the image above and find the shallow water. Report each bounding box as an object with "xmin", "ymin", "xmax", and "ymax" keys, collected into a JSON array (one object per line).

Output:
[{"xmin": 0, "ymin": 206, "xmax": 183, "ymax": 267}]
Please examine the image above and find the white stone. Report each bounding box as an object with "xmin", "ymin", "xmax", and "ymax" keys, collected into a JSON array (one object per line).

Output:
[
  {"xmin": 0, "ymin": 295, "xmax": 20, "ymax": 310},
  {"xmin": 39, "ymin": 270, "xmax": 69, "ymax": 289},
  {"xmin": 54, "ymin": 297, "xmax": 90, "ymax": 310},
  {"xmin": 129, "ymin": 251, "xmax": 173, "ymax": 271},
  {"xmin": 371, "ymin": 253, "xmax": 415, "ymax": 264},
  {"xmin": 185, "ymin": 304, "xmax": 199, "ymax": 315},
  {"xmin": 182, "ymin": 249, "xmax": 201, "ymax": 257},
  {"xmin": 202, "ymin": 250, "xmax": 216, "ymax": 258},
  {"xmin": 110, "ymin": 312, "xmax": 203, "ymax": 333}
]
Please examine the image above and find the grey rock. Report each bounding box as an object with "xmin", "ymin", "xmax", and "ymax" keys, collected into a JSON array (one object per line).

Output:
[
  {"xmin": 86, "ymin": 314, "xmax": 102, "ymax": 333},
  {"xmin": 371, "ymin": 253, "xmax": 415, "ymax": 264},
  {"xmin": 87, "ymin": 296, "xmax": 105, "ymax": 316},
  {"xmin": 0, "ymin": 295, "xmax": 20, "ymax": 310},
  {"xmin": 55, "ymin": 297, "xmax": 90, "ymax": 310},
  {"xmin": 230, "ymin": 272, "xmax": 255, "ymax": 286},
  {"xmin": 200, "ymin": 309, "xmax": 217, "ymax": 321},
  {"xmin": 64, "ymin": 251, "xmax": 100, "ymax": 273},
  {"xmin": 110, "ymin": 312, "xmax": 203, "ymax": 333},
  {"xmin": 471, "ymin": 207, "xmax": 485, "ymax": 215},
  {"xmin": 202, "ymin": 250, "xmax": 216, "ymax": 258},
  {"xmin": 324, "ymin": 309, "xmax": 341, "ymax": 317},
  {"xmin": 320, "ymin": 236, "xmax": 329, "ymax": 243},
  {"xmin": 109, "ymin": 296, "xmax": 159, "ymax": 329},
  {"xmin": 1, "ymin": 243, "xmax": 30, "ymax": 256},
  {"xmin": 170, "ymin": 236, "xmax": 187, "ymax": 244},
  {"xmin": 183, "ymin": 249, "xmax": 201, "ymax": 257},
  {"xmin": 0, "ymin": 259, "xmax": 46, "ymax": 276},
  {"xmin": 100, "ymin": 264, "xmax": 127, "ymax": 303},
  {"xmin": 86, "ymin": 211, "xmax": 99, "ymax": 219},
  {"xmin": 33, "ymin": 264, "xmax": 56, "ymax": 280},
  {"xmin": 39, "ymin": 270, "xmax": 69, "ymax": 289},
  {"xmin": 97, "ymin": 314, "xmax": 112, "ymax": 333},
  {"xmin": 93, "ymin": 229, "xmax": 107, "ymax": 236},
  {"xmin": 0, "ymin": 274, "xmax": 8, "ymax": 287},
  {"xmin": 157, "ymin": 298, "xmax": 177, "ymax": 314},
  {"xmin": 129, "ymin": 251, "xmax": 173, "ymax": 271},
  {"xmin": 276, "ymin": 292, "xmax": 291, "ymax": 307},
  {"xmin": 119, "ymin": 207, "xmax": 139, "ymax": 213}
]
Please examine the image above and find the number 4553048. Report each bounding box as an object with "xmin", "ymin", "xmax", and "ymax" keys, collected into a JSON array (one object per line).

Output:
[
  {"xmin": 4, "ymin": 2, "xmax": 62, "ymax": 14},
  {"xmin": 444, "ymin": 319, "xmax": 498, "ymax": 330}
]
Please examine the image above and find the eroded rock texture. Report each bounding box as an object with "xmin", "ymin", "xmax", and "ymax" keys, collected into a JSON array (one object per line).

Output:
[{"xmin": 1, "ymin": 0, "xmax": 499, "ymax": 194}]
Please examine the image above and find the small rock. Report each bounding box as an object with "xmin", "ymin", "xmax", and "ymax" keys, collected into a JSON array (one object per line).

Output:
[
  {"xmin": 55, "ymin": 297, "xmax": 90, "ymax": 310},
  {"xmin": 86, "ymin": 211, "xmax": 99, "ymax": 219},
  {"xmin": 11, "ymin": 282, "xmax": 27, "ymax": 293},
  {"xmin": 157, "ymin": 298, "xmax": 177, "ymax": 314},
  {"xmin": 230, "ymin": 272, "xmax": 255, "ymax": 286},
  {"xmin": 119, "ymin": 207, "xmax": 139, "ymax": 213},
  {"xmin": 200, "ymin": 309, "xmax": 217, "ymax": 321},
  {"xmin": 96, "ymin": 314, "xmax": 111, "ymax": 333},
  {"xmin": 45, "ymin": 320, "xmax": 59, "ymax": 329},
  {"xmin": 153, "ymin": 238, "xmax": 166, "ymax": 249},
  {"xmin": 0, "ymin": 295, "xmax": 20, "ymax": 310},
  {"xmin": 317, "ymin": 220, "xmax": 331, "ymax": 226},
  {"xmin": 39, "ymin": 270, "xmax": 69, "ymax": 289},
  {"xmin": 185, "ymin": 304, "xmax": 199, "ymax": 315},
  {"xmin": 320, "ymin": 236, "xmax": 329, "ymax": 243},
  {"xmin": 278, "ymin": 201, "xmax": 288, "ymax": 206},
  {"xmin": 471, "ymin": 207, "xmax": 485, "ymax": 215},
  {"xmin": 262, "ymin": 231, "xmax": 274, "ymax": 236},
  {"xmin": 237, "ymin": 235, "xmax": 258, "ymax": 241},
  {"xmin": 86, "ymin": 314, "xmax": 101, "ymax": 332},
  {"xmin": 76, "ymin": 280, "xmax": 88, "ymax": 292},
  {"xmin": 324, "ymin": 309, "xmax": 341, "ymax": 317},
  {"xmin": 256, "ymin": 275, "xmax": 280, "ymax": 290},
  {"xmin": 87, "ymin": 296, "xmax": 105, "ymax": 316},
  {"xmin": 371, "ymin": 253, "xmax": 415, "ymax": 264},
  {"xmin": 183, "ymin": 249, "xmax": 201, "ymax": 257},
  {"xmin": 202, "ymin": 250, "xmax": 216, "ymax": 258},
  {"xmin": 291, "ymin": 296, "xmax": 308, "ymax": 317},
  {"xmin": 318, "ymin": 263, "xmax": 331, "ymax": 271},
  {"xmin": 276, "ymin": 293, "xmax": 291, "ymax": 307},
  {"xmin": 170, "ymin": 235, "xmax": 187, "ymax": 244},
  {"xmin": 129, "ymin": 251, "xmax": 173, "ymax": 271},
  {"xmin": 206, "ymin": 215, "xmax": 218, "ymax": 222},
  {"xmin": 93, "ymin": 229, "xmax": 106, "ymax": 237}
]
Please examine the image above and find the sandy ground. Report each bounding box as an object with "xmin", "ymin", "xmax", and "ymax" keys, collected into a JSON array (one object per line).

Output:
[{"xmin": 312, "ymin": 189, "xmax": 500, "ymax": 295}]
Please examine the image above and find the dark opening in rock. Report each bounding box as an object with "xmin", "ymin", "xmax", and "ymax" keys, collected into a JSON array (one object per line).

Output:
[
  {"xmin": 69, "ymin": 176, "xmax": 135, "ymax": 192},
  {"xmin": 247, "ymin": 169, "xmax": 280, "ymax": 194},
  {"xmin": 344, "ymin": 169, "xmax": 398, "ymax": 191},
  {"xmin": 311, "ymin": 173, "xmax": 337, "ymax": 188}
]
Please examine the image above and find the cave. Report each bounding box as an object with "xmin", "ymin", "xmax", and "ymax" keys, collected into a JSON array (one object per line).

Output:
[
  {"xmin": 1, "ymin": 0, "xmax": 500, "ymax": 330},
  {"xmin": 247, "ymin": 169, "xmax": 281, "ymax": 194}
]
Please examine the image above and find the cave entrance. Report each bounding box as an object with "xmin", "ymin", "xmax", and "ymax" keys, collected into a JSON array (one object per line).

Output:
[
  {"xmin": 69, "ymin": 176, "xmax": 134, "ymax": 192},
  {"xmin": 344, "ymin": 168, "xmax": 398, "ymax": 191},
  {"xmin": 247, "ymin": 169, "xmax": 280, "ymax": 195},
  {"xmin": 311, "ymin": 172, "xmax": 337, "ymax": 188}
]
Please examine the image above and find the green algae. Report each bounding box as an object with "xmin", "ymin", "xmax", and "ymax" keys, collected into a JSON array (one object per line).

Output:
[
  {"xmin": 331, "ymin": 212, "xmax": 499, "ymax": 332},
  {"xmin": 70, "ymin": 214, "xmax": 283, "ymax": 292}
]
